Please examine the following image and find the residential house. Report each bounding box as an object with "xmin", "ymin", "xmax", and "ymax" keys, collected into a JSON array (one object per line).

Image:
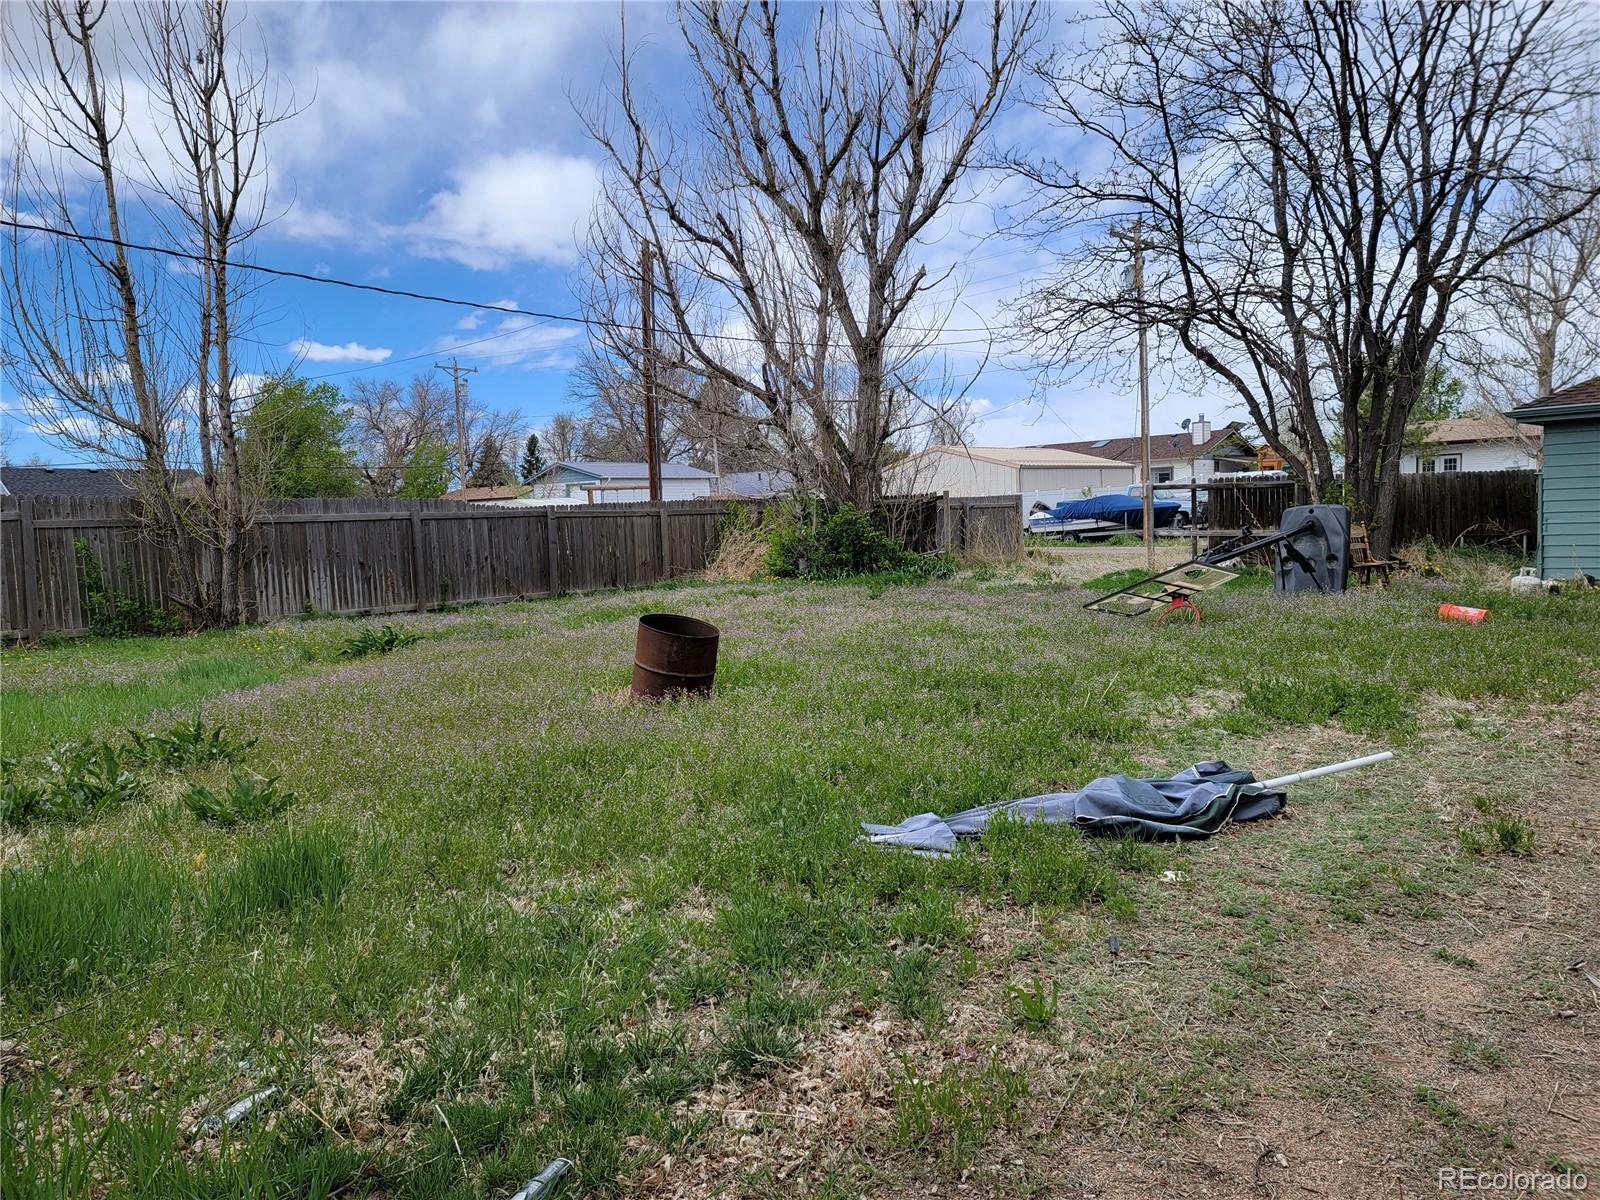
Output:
[
  {"xmin": 1042, "ymin": 416, "xmax": 1258, "ymax": 484},
  {"xmin": 886, "ymin": 446, "xmax": 1133, "ymax": 499},
  {"xmin": 1399, "ymin": 415, "xmax": 1541, "ymax": 474},
  {"xmin": 527, "ymin": 460, "xmax": 718, "ymax": 503},
  {"xmin": 714, "ymin": 470, "xmax": 796, "ymax": 498},
  {"xmin": 1507, "ymin": 378, "xmax": 1600, "ymax": 581}
]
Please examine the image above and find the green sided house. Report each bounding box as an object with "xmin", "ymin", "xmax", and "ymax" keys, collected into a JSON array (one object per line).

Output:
[{"xmin": 1509, "ymin": 378, "xmax": 1600, "ymax": 581}]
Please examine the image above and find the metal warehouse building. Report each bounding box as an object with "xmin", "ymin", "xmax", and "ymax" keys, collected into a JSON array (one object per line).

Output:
[{"xmin": 887, "ymin": 445, "xmax": 1134, "ymax": 498}]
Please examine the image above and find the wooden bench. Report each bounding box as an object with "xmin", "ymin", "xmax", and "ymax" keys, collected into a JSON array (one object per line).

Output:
[{"xmin": 1349, "ymin": 524, "xmax": 1401, "ymax": 587}]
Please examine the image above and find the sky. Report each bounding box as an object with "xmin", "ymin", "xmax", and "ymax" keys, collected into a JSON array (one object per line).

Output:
[{"xmin": 1, "ymin": 1, "xmax": 1234, "ymax": 468}]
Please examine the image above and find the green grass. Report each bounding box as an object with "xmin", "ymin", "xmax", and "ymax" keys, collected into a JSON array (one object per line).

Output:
[
  {"xmin": 1, "ymin": 846, "xmax": 185, "ymax": 1005},
  {"xmin": 2, "ymin": 569, "xmax": 1596, "ymax": 1196}
]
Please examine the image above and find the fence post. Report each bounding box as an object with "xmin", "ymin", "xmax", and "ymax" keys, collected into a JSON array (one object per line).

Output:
[
  {"xmin": 1189, "ymin": 482, "xmax": 1199, "ymax": 558},
  {"xmin": 546, "ymin": 509, "xmax": 562, "ymax": 596},
  {"xmin": 409, "ymin": 510, "xmax": 428, "ymax": 612},
  {"xmin": 18, "ymin": 497, "xmax": 43, "ymax": 644},
  {"xmin": 658, "ymin": 503, "xmax": 671, "ymax": 580}
]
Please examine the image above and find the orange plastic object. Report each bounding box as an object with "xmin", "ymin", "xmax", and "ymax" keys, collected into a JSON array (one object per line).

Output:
[{"xmin": 1439, "ymin": 603, "xmax": 1489, "ymax": 624}]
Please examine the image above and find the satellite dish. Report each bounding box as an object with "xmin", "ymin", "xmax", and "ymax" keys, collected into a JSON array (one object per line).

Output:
[{"xmin": 1181, "ymin": 418, "xmax": 1191, "ymax": 431}]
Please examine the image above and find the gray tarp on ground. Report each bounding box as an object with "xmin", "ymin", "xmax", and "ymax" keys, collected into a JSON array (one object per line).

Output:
[{"xmin": 861, "ymin": 761, "xmax": 1286, "ymax": 855}]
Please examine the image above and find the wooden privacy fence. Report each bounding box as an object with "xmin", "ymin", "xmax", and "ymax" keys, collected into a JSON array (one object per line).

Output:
[
  {"xmin": 2, "ymin": 492, "xmax": 1022, "ymax": 641},
  {"xmin": 1393, "ymin": 470, "xmax": 1539, "ymax": 549},
  {"xmin": 1, "ymin": 496, "xmax": 731, "ymax": 641},
  {"xmin": 887, "ymin": 492, "xmax": 1024, "ymax": 556},
  {"xmin": 1172, "ymin": 471, "xmax": 1538, "ymax": 548}
]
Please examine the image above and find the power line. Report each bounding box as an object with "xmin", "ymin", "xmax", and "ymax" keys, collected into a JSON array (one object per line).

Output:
[{"xmin": 3, "ymin": 217, "xmax": 1008, "ymax": 349}]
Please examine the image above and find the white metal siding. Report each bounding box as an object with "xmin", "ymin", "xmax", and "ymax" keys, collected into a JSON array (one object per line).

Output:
[
  {"xmin": 891, "ymin": 451, "xmax": 1018, "ymax": 496},
  {"xmin": 1017, "ymin": 464, "xmax": 1136, "ymax": 494}
]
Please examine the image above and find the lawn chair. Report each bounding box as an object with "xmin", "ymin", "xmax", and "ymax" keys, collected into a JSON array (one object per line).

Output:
[{"xmin": 1349, "ymin": 523, "xmax": 1401, "ymax": 586}]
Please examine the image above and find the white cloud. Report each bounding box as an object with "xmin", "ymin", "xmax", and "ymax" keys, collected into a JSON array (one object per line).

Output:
[
  {"xmin": 288, "ymin": 338, "xmax": 393, "ymax": 364},
  {"xmin": 406, "ymin": 151, "xmax": 599, "ymax": 269},
  {"xmin": 433, "ymin": 314, "xmax": 580, "ymax": 369}
]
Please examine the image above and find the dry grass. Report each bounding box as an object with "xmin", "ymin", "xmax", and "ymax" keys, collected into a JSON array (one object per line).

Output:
[{"xmin": 700, "ymin": 526, "xmax": 770, "ymax": 582}]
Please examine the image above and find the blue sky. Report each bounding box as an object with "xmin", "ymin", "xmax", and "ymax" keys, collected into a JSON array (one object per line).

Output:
[{"xmin": 2, "ymin": 1, "xmax": 1232, "ymax": 467}]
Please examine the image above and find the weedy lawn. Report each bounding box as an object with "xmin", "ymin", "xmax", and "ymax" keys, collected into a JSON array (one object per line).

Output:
[{"xmin": 2, "ymin": 559, "xmax": 1598, "ymax": 1198}]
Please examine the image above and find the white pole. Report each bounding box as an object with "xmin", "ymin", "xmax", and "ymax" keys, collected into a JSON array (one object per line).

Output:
[{"xmin": 1244, "ymin": 751, "xmax": 1394, "ymax": 793}]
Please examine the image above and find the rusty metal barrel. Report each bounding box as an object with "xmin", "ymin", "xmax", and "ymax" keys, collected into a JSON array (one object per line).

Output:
[{"xmin": 631, "ymin": 613, "xmax": 720, "ymax": 698}]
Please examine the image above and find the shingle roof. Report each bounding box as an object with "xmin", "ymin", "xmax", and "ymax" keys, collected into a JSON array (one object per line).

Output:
[
  {"xmin": 444, "ymin": 484, "xmax": 531, "ymax": 502},
  {"xmin": 0, "ymin": 466, "xmax": 144, "ymax": 498},
  {"xmin": 1041, "ymin": 421, "xmax": 1256, "ymax": 466},
  {"xmin": 1515, "ymin": 377, "xmax": 1600, "ymax": 412},
  {"xmin": 1413, "ymin": 416, "xmax": 1541, "ymax": 445},
  {"xmin": 714, "ymin": 470, "xmax": 796, "ymax": 497},
  {"xmin": 555, "ymin": 460, "xmax": 717, "ymax": 480}
]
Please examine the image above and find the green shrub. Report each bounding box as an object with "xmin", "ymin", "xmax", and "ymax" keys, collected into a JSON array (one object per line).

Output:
[
  {"xmin": 74, "ymin": 538, "xmax": 182, "ymax": 638},
  {"xmin": 124, "ymin": 716, "xmax": 256, "ymax": 770},
  {"xmin": 182, "ymin": 771, "xmax": 296, "ymax": 826},
  {"xmin": 337, "ymin": 624, "xmax": 422, "ymax": 658},
  {"xmin": 3, "ymin": 743, "xmax": 146, "ymax": 828},
  {"xmin": 0, "ymin": 757, "xmax": 49, "ymax": 828},
  {"xmin": 766, "ymin": 504, "xmax": 952, "ymax": 581},
  {"xmin": 205, "ymin": 827, "xmax": 351, "ymax": 932},
  {"xmin": 0, "ymin": 847, "xmax": 182, "ymax": 1005}
]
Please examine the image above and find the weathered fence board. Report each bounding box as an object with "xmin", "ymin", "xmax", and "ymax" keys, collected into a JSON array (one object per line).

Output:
[
  {"xmin": 1393, "ymin": 470, "xmax": 1539, "ymax": 548},
  {"xmin": 2, "ymin": 492, "xmax": 1019, "ymax": 640}
]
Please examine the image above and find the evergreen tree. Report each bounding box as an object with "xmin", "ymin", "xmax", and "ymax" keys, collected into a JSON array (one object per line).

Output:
[
  {"xmin": 518, "ymin": 432, "xmax": 546, "ymax": 484},
  {"xmin": 467, "ymin": 435, "xmax": 512, "ymax": 487}
]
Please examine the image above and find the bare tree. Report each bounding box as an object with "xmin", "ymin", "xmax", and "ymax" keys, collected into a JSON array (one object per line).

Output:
[
  {"xmin": 153, "ymin": 0, "xmax": 291, "ymax": 622},
  {"xmin": 1013, "ymin": 0, "xmax": 1599, "ymax": 555},
  {"xmin": 5, "ymin": 0, "xmax": 295, "ymax": 626},
  {"xmin": 5, "ymin": 1, "xmax": 176, "ymax": 479},
  {"xmin": 540, "ymin": 412, "xmax": 582, "ymax": 465},
  {"xmin": 1462, "ymin": 109, "xmax": 1600, "ymax": 422},
  {"xmin": 345, "ymin": 372, "xmax": 522, "ymax": 496},
  {"xmin": 346, "ymin": 374, "xmax": 452, "ymax": 496},
  {"xmin": 582, "ymin": 1, "xmax": 1037, "ymax": 508}
]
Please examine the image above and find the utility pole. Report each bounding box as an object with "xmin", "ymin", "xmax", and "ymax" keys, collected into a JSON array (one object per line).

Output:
[
  {"xmin": 640, "ymin": 240, "xmax": 662, "ymax": 503},
  {"xmin": 1110, "ymin": 218, "xmax": 1155, "ymax": 570},
  {"xmin": 433, "ymin": 356, "xmax": 477, "ymax": 493}
]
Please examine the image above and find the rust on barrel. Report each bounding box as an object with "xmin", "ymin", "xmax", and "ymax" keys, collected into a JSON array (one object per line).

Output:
[{"xmin": 631, "ymin": 613, "xmax": 720, "ymax": 698}]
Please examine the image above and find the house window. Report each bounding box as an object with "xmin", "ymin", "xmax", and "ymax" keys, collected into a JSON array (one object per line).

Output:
[
  {"xmin": 1440, "ymin": 456, "xmax": 1460, "ymax": 472},
  {"xmin": 1421, "ymin": 458, "xmax": 1436, "ymax": 474},
  {"xmin": 1156, "ymin": 468, "xmax": 1173, "ymax": 483}
]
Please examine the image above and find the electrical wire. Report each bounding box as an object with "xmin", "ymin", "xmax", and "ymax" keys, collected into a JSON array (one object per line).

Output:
[{"xmin": 3, "ymin": 217, "xmax": 1009, "ymax": 349}]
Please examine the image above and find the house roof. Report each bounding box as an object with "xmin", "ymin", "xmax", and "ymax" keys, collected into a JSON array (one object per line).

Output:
[
  {"xmin": 1509, "ymin": 377, "xmax": 1600, "ymax": 423},
  {"xmin": 1413, "ymin": 416, "xmax": 1541, "ymax": 445},
  {"xmin": 715, "ymin": 470, "xmax": 795, "ymax": 497},
  {"xmin": 0, "ymin": 466, "xmax": 196, "ymax": 498},
  {"xmin": 545, "ymin": 460, "xmax": 717, "ymax": 481},
  {"xmin": 1040, "ymin": 421, "xmax": 1255, "ymax": 466},
  {"xmin": 916, "ymin": 445, "xmax": 1130, "ymax": 469},
  {"xmin": 444, "ymin": 484, "xmax": 532, "ymax": 502}
]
